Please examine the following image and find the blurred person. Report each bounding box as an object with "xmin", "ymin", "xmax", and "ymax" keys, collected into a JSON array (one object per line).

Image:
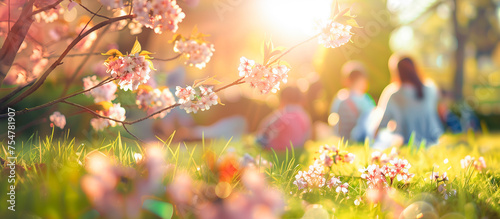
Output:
[
  {"xmin": 374, "ymin": 55, "xmax": 443, "ymax": 149},
  {"xmin": 256, "ymin": 86, "xmax": 312, "ymax": 151},
  {"xmin": 438, "ymin": 90, "xmax": 481, "ymax": 133},
  {"xmin": 329, "ymin": 61, "xmax": 375, "ymax": 142}
]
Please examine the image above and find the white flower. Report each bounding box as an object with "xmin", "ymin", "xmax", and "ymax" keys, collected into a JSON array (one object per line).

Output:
[
  {"xmin": 336, "ymin": 183, "xmax": 349, "ymax": 194},
  {"xmin": 318, "ymin": 20, "xmax": 352, "ymax": 49}
]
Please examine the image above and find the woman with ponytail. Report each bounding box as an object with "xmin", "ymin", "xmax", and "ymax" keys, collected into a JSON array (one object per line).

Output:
[{"xmin": 374, "ymin": 54, "xmax": 443, "ymax": 148}]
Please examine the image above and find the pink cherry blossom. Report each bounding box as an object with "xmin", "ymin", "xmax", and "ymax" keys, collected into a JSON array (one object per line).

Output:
[
  {"xmin": 105, "ymin": 54, "xmax": 151, "ymax": 91},
  {"xmin": 237, "ymin": 57, "xmax": 290, "ymax": 94},
  {"xmin": 176, "ymin": 86, "xmax": 218, "ymax": 114},
  {"xmin": 133, "ymin": 0, "xmax": 185, "ymax": 34},
  {"xmin": 90, "ymin": 103, "xmax": 126, "ymax": 131},
  {"xmin": 318, "ymin": 20, "xmax": 352, "ymax": 49},
  {"xmin": 174, "ymin": 39, "xmax": 215, "ymax": 69},
  {"xmin": 136, "ymin": 87, "xmax": 177, "ymax": 119},
  {"xmin": 50, "ymin": 111, "xmax": 66, "ymax": 129},
  {"xmin": 83, "ymin": 76, "xmax": 117, "ymax": 103}
]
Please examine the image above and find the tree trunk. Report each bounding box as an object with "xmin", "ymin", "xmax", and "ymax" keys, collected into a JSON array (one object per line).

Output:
[
  {"xmin": 0, "ymin": 0, "xmax": 34, "ymax": 85},
  {"xmin": 451, "ymin": 0, "xmax": 467, "ymax": 101}
]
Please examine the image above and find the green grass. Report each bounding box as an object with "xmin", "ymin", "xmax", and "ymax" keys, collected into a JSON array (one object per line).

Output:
[{"xmin": 1, "ymin": 131, "xmax": 499, "ymax": 218}]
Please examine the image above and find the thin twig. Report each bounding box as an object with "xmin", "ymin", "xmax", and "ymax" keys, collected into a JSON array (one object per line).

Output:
[
  {"xmin": 78, "ymin": 6, "xmax": 103, "ymax": 37},
  {"xmin": 0, "ymin": 80, "xmax": 35, "ymax": 104},
  {"xmin": 123, "ymin": 124, "xmax": 143, "ymax": 142},
  {"xmin": 61, "ymin": 25, "xmax": 111, "ymax": 96},
  {"xmin": 45, "ymin": 52, "xmax": 102, "ymax": 59},
  {"xmin": 154, "ymin": 54, "xmax": 182, "ymax": 62},
  {"xmin": 0, "ymin": 77, "xmax": 115, "ymax": 118},
  {"xmin": 266, "ymin": 33, "xmax": 321, "ymax": 67},
  {"xmin": 79, "ymin": 3, "xmax": 111, "ymax": 20}
]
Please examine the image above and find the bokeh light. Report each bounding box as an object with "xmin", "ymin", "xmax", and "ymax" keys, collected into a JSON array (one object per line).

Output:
[{"xmin": 259, "ymin": 0, "xmax": 333, "ymax": 37}]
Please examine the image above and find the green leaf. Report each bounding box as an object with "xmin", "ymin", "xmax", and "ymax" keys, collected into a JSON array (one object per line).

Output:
[
  {"xmin": 333, "ymin": 1, "xmax": 340, "ymax": 17},
  {"xmin": 263, "ymin": 40, "xmax": 271, "ymax": 64},
  {"xmin": 131, "ymin": 38, "xmax": 142, "ymax": 55},
  {"xmin": 169, "ymin": 33, "xmax": 183, "ymax": 43},
  {"xmin": 192, "ymin": 76, "xmax": 222, "ymax": 88},
  {"xmin": 142, "ymin": 199, "xmax": 173, "ymax": 219},
  {"xmin": 343, "ymin": 9, "xmax": 357, "ymax": 18},
  {"xmin": 346, "ymin": 18, "xmax": 361, "ymax": 28},
  {"xmin": 101, "ymin": 49, "xmax": 123, "ymax": 57}
]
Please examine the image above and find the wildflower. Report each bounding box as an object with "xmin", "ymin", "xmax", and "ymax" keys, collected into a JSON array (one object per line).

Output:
[
  {"xmin": 133, "ymin": 153, "xmax": 143, "ymax": 163},
  {"xmin": 354, "ymin": 197, "xmax": 362, "ymax": 206},
  {"xmin": 326, "ymin": 177, "xmax": 341, "ymax": 189},
  {"xmin": 174, "ymin": 39, "xmax": 215, "ymax": 69},
  {"xmin": 318, "ymin": 20, "xmax": 352, "ymax": 49},
  {"xmin": 336, "ymin": 182, "xmax": 349, "ymax": 194},
  {"xmin": 430, "ymin": 172, "xmax": 440, "ymax": 181},
  {"xmin": 133, "ymin": 0, "xmax": 185, "ymax": 34},
  {"xmin": 460, "ymin": 155, "xmax": 487, "ymax": 172},
  {"xmin": 388, "ymin": 158, "xmax": 414, "ymax": 182},
  {"xmin": 293, "ymin": 163, "xmax": 326, "ymax": 190},
  {"xmin": 359, "ymin": 164, "xmax": 387, "ymax": 189},
  {"xmin": 83, "ymin": 76, "xmax": 117, "ymax": 103},
  {"xmin": 344, "ymin": 153, "xmax": 356, "ymax": 163},
  {"xmin": 441, "ymin": 172, "xmax": 448, "ymax": 181},
  {"xmin": 49, "ymin": 111, "xmax": 66, "ymax": 129}
]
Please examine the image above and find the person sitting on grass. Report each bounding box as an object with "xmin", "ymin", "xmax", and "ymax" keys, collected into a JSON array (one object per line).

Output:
[
  {"xmin": 329, "ymin": 61, "xmax": 375, "ymax": 142},
  {"xmin": 374, "ymin": 54, "xmax": 443, "ymax": 148},
  {"xmin": 256, "ymin": 86, "xmax": 312, "ymax": 151}
]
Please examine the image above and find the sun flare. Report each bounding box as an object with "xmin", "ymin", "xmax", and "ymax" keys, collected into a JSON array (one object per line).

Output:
[{"xmin": 259, "ymin": 0, "xmax": 333, "ymax": 36}]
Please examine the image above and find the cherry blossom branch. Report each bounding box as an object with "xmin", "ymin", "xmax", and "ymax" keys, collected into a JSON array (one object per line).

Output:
[
  {"xmin": 78, "ymin": 3, "xmax": 111, "ymax": 20},
  {"xmin": 0, "ymin": 77, "xmax": 115, "ymax": 119},
  {"xmin": 3, "ymin": 14, "xmax": 135, "ymax": 109},
  {"xmin": 58, "ymin": 100, "xmax": 142, "ymax": 141},
  {"xmin": 45, "ymin": 53, "xmax": 184, "ymax": 62},
  {"xmin": 0, "ymin": 80, "xmax": 35, "ymax": 104},
  {"xmin": 45, "ymin": 52, "xmax": 102, "ymax": 59},
  {"xmin": 61, "ymin": 25, "xmax": 111, "ymax": 96},
  {"xmin": 58, "ymin": 76, "xmax": 247, "ymax": 140}
]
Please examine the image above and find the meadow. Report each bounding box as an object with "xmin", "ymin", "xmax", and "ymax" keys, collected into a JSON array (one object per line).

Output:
[{"xmin": 1, "ymin": 131, "xmax": 499, "ymax": 219}]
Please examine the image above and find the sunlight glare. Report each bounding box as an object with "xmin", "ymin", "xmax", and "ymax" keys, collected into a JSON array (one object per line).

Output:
[{"xmin": 260, "ymin": 0, "xmax": 333, "ymax": 36}]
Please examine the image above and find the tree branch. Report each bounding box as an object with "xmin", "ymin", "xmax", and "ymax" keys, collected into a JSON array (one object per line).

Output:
[
  {"xmin": 3, "ymin": 14, "xmax": 135, "ymax": 109},
  {"xmin": 0, "ymin": 77, "xmax": 115, "ymax": 118}
]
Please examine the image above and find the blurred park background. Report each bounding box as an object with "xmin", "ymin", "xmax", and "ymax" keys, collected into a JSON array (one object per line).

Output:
[{"xmin": 3, "ymin": 0, "xmax": 500, "ymax": 141}]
